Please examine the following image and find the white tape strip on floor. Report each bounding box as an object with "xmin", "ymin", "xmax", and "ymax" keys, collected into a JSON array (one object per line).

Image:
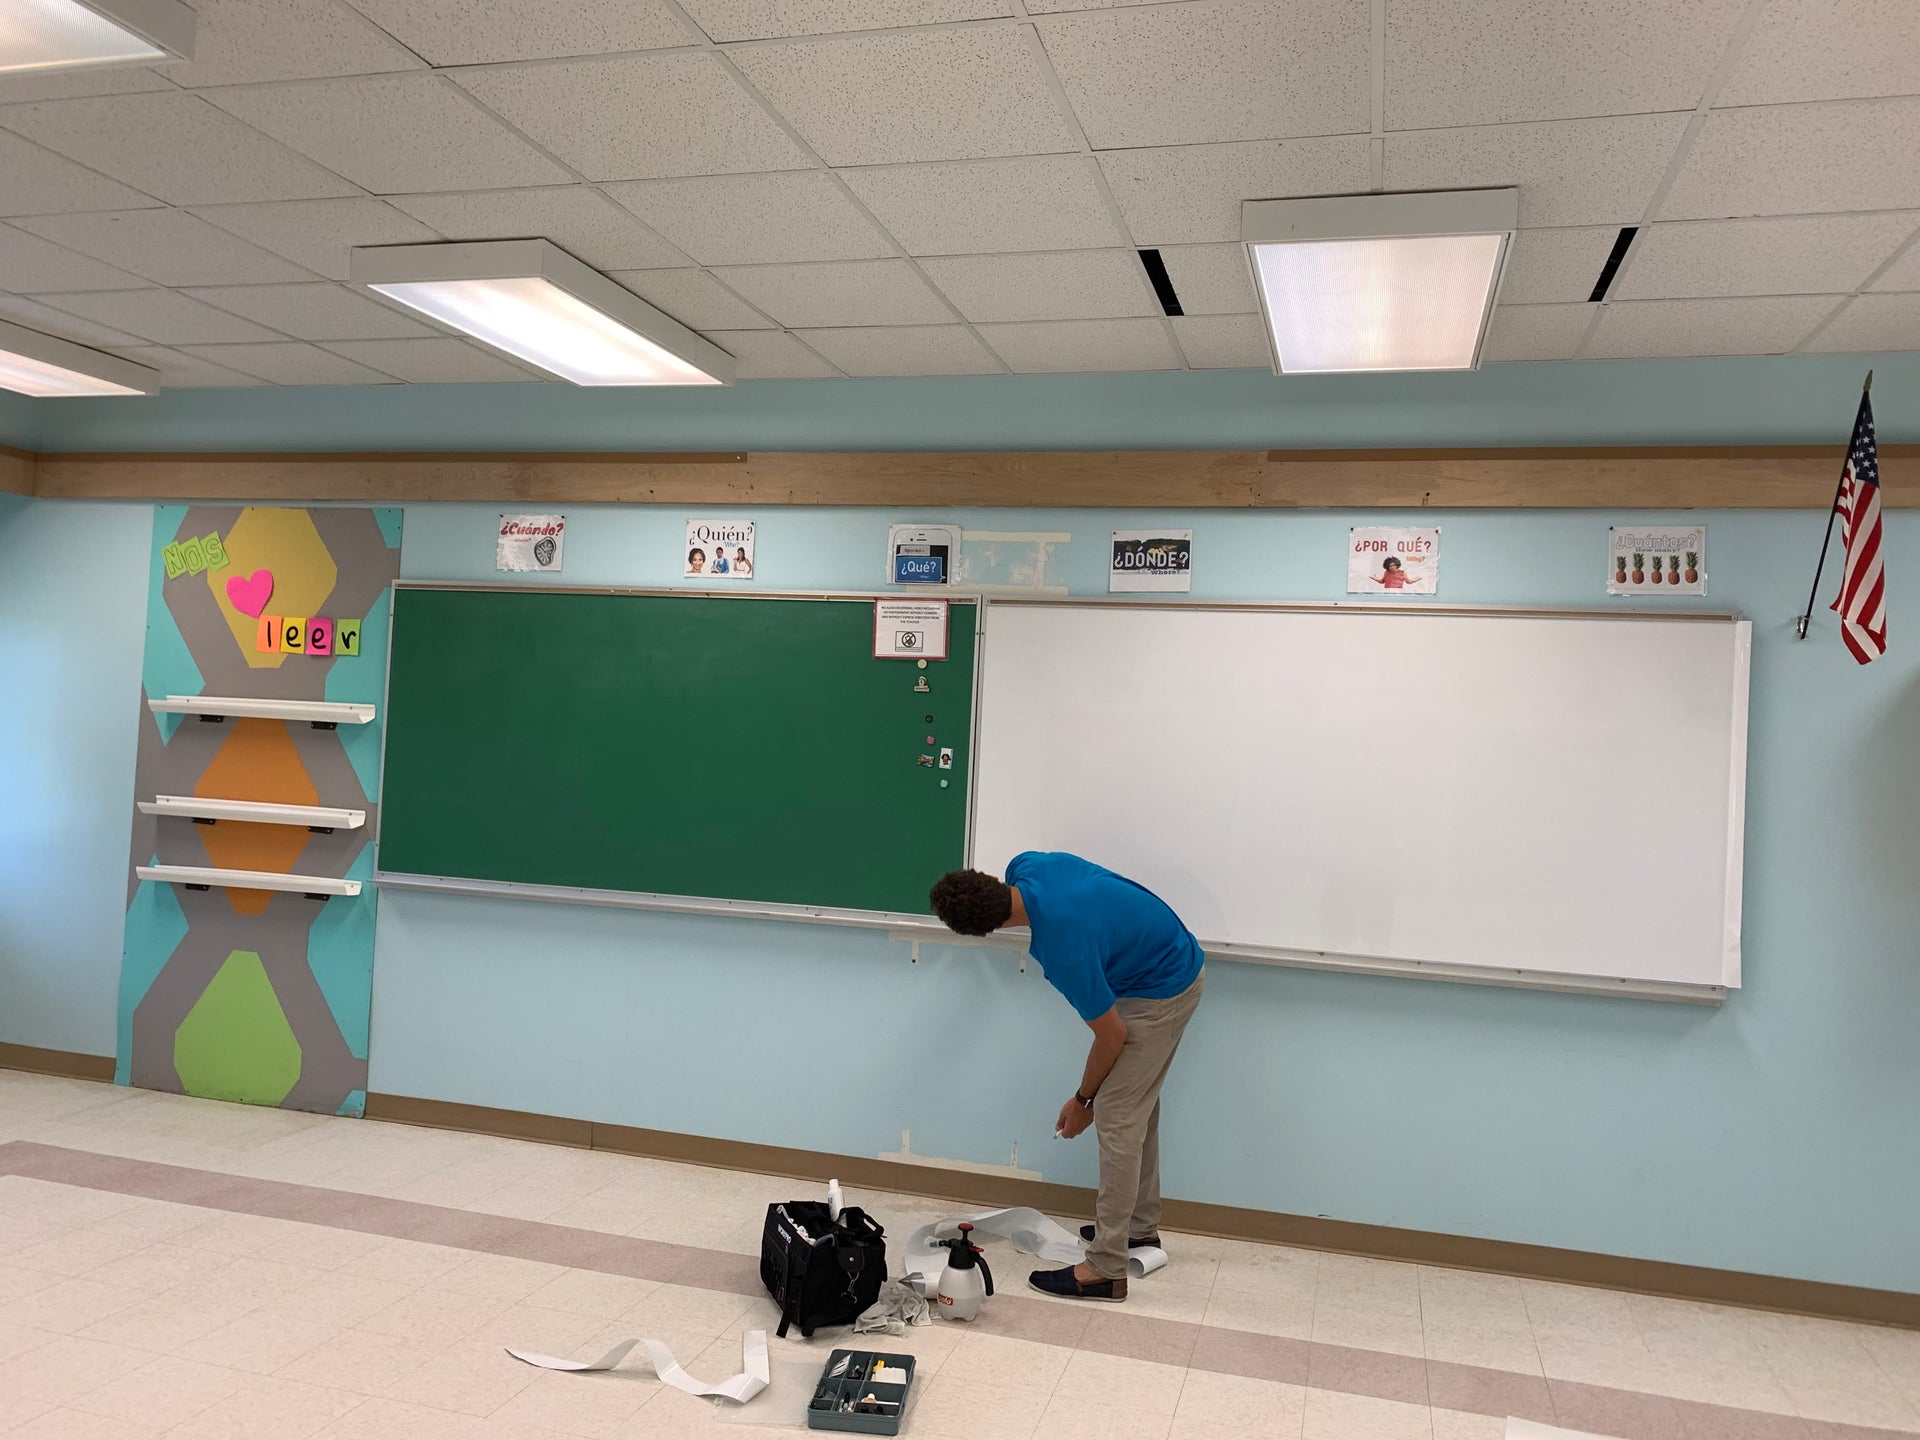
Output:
[
  {"xmin": 1506, "ymin": 1420, "xmax": 1624, "ymax": 1440},
  {"xmin": 508, "ymin": 1328, "xmax": 770, "ymax": 1403},
  {"xmin": 901, "ymin": 1206, "xmax": 1170, "ymax": 1295}
]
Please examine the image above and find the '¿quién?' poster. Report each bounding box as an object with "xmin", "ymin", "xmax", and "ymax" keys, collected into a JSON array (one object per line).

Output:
[
  {"xmin": 1349, "ymin": 526, "xmax": 1440, "ymax": 594},
  {"xmin": 687, "ymin": 520, "xmax": 755, "ymax": 579}
]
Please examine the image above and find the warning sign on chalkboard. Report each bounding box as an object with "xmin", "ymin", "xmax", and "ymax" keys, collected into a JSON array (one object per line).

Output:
[{"xmin": 874, "ymin": 599, "xmax": 949, "ymax": 659}]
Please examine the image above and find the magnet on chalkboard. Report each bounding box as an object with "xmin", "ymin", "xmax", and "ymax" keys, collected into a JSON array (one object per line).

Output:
[
  {"xmin": 914, "ymin": 677, "xmax": 930, "ymax": 692},
  {"xmin": 925, "ymin": 735, "xmax": 936, "ymax": 745},
  {"xmin": 940, "ymin": 779, "xmax": 949, "ymax": 788},
  {"xmin": 924, "ymin": 714, "xmax": 934, "ymax": 724},
  {"xmin": 917, "ymin": 754, "xmax": 935, "ymax": 768},
  {"xmin": 916, "ymin": 659, "xmax": 927, "ymax": 669}
]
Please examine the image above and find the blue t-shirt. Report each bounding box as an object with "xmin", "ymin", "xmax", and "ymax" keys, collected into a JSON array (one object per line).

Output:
[{"xmin": 1004, "ymin": 852, "xmax": 1203, "ymax": 1022}]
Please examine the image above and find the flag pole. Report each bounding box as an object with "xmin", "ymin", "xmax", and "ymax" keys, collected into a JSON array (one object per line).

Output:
[{"xmin": 1795, "ymin": 370, "xmax": 1873, "ymax": 640}]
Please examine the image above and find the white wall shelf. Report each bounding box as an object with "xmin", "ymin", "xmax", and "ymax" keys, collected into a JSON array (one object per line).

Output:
[
  {"xmin": 136, "ymin": 864, "xmax": 362, "ymax": 898},
  {"xmin": 148, "ymin": 696, "xmax": 374, "ymax": 728},
  {"xmin": 139, "ymin": 796, "xmax": 366, "ymax": 832}
]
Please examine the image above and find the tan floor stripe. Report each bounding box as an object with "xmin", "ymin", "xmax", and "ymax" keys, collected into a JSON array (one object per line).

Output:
[{"xmin": 0, "ymin": 1141, "xmax": 1908, "ymax": 1440}]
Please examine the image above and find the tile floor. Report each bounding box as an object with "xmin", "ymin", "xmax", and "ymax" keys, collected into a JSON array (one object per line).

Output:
[{"xmin": 0, "ymin": 1069, "xmax": 1915, "ymax": 1440}]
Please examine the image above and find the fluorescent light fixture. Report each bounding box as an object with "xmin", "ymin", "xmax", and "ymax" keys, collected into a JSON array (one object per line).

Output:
[
  {"xmin": 0, "ymin": 317, "xmax": 157, "ymax": 397},
  {"xmin": 0, "ymin": 0, "xmax": 195, "ymax": 74},
  {"xmin": 1241, "ymin": 189, "xmax": 1517, "ymax": 374},
  {"xmin": 350, "ymin": 239, "xmax": 735, "ymax": 387}
]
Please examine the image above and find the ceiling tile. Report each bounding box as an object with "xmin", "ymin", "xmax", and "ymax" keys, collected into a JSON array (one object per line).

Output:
[
  {"xmin": 111, "ymin": 345, "xmax": 270, "ymax": 388},
  {"xmin": 1037, "ymin": 0, "xmax": 1369, "ymax": 148},
  {"xmin": 608, "ymin": 269, "xmax": 774, "ymax": 330},
  {"xmin": 709, "ymin": 259, "xmax": 954, "ymax": 328},
  {"xmin": 1614, "ymin": 214, "xmax": 1920, "ymax": 301},
  {"xmin": 0, "ymin": 67, "xmax": 174, "ymax": 105},
  {"xmin": 1716, "ymin": 0, "xmax": 1920, "ymax": 107},
  {"xmin": 1497, "ymin": 227, "xmax": 1620, "ymax": 304},
  {"xmin": 1386, "ymin": 0, "xmax": 1745, "ymax": 129},
  {"xmin": 0, "ymin": 92, "xmax": 361, "ymax": 205},
  {"xmin": 181, "ymin": 283, "xmax": 436, "ymax": 340},
  {"xmin": 1156, "ymin": 245, "xmax": 1256, "ymax": 315},
  {"xmin": 164, "ymin": 0, "xmax": 423, "ymax": 88},
  {"xmin": 728, "ymin": 28, "xmax": 1077, "ymax": 166},
  {"xmin": 1659, "ymin": 99, "xmax": 1920, "ymax": 220},
  {"xmin": 1385, "ymin": 113, "xmax": 1692, "ymax": 228},
  {"xmin": 387, "ymin": 188, "xmax": 690, "ymax": 270},
  {"xmin": 15, "ymin": 210, "xmax": 317, "ymax": 285},
  {"xmin": 602, "ymin": 172, "xmax": 891, "ymax": 265},
  {"xmin": 322, "ymin": 337, "xmax": 542, "ymax": 381},
  {"xmin": 0, "ymin": 293, "xmax": 146, "ymax": 348},
  {"xmin": 1870, "ymin": 238, "xmax": 1920, "ymax": 292},
  {"xmin": 681, "ymin": 1, "xmax": 1010, "ymax": 42},
  {"xmin": 0, "ymin": 222, "xmax": 152, "ymax": 291},
  {"xmin": 976, "ymin": 317, "xmax": 1180, "ymax": 373},
  {"xmin": 701, "ymin": 329, "xmax": 842, "ymax": 379},
  {"xmin": 1098, "ymin": 136, "xmax": 1372, "ymax": 245},
  {"xmin": 450, "ymin": 53, "xmax": 810, "ymax": 181},
  {"xmin": 796, "ymin": 325, "xmax": 1002, "ymax": 376},
  {"xmin": 1803, "ymin": 292, "xmax": 1920, "ymax": 353},
  {"xmin": 839, "ymin": 154, "xmax": 1123, "ymax": 256},
  {"xmin": 1585, "ymin": 295, "xmax": 1840, "ymax": 358},
  {"xmin": 34, "ymin": 289, "xmax": 288, "ymax": 345},
  {"xmin": 346, "ymin": 0, "xmax": 695, "ymax": 64},
  {"xmin": 0, "ymin": 132, "xmax": 162, "ymax": 216},
  {"xmin": 1171, "ymin": 313, "xmax": 1269, "ymax": 369},
  {"xmin": 188, "ymin": 198, "xmax": 440, "ymax": 280},
  {"xmin": 205, "ymin": 74, "xmax": 573, "ymax": 194},
  {"xmin": 178, "ymin": 341, "xmax": 400, "ymax": 385},
  {"xmin": 1480, "ymin": 302, "xmax": 1592, "ymax": 362},
  {"xmin": 920, "ymin": 249, "xmax": 1157, "ymax": 322}
]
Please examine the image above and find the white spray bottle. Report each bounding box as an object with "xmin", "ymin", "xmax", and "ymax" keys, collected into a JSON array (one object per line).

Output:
[{"xmin": 934, "ymin": 1222, "xmax": 995, "ymax": 1321}]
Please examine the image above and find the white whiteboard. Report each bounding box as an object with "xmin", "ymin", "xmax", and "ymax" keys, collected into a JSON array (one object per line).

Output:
[{"xmin": 969, "ymin": 602, "xmax": 1750, "ymax": 996}]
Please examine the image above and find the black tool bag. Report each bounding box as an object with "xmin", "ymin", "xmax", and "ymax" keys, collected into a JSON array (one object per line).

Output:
[{"xmin": 759, "ymin": 1201, "xmax": 887, "ymax": 1339}]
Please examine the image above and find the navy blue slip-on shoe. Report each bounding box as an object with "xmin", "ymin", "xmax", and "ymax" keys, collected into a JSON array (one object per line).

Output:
[
  {"xmin": 1029, "ymin": 1265, "xmax": 1127, "ymax": 1302},
  {"xmin": 1078, "ymin": 1224, "xmax": 1162, "ymax": 1249}
]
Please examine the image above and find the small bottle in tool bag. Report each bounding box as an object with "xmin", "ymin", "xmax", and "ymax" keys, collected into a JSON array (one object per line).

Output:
[{"xmin": 934, "ymin": 1222, "xmax": 994, "ymax": 1321}]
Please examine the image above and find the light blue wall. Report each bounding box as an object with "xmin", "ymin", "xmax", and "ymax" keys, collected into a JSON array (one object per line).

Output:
[
  {"xmin": 26, "ymin": 351, "xmax": 1920, "ymax": 452},
  {"xmin": 0, "ymin": 498, "xmax": 150, "ymax": 1055},
  {"xmin": 1, "ymin": 357, "xmax": 1915, "ymax": 1295},
  {"xmin": 372, "ymin": 501, "xmax": 1917, "ymax": 1296}
]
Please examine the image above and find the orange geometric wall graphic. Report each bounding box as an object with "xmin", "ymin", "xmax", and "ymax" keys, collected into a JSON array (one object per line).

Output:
[{"xmin": 194, "ymin": 719, "xmax": 320, "ymax": 915}]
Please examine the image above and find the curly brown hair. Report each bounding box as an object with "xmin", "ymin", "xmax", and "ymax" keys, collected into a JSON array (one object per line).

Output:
[{"xmin": 929, "ymin": 869, "xmax": 1012, "ymax": 936}]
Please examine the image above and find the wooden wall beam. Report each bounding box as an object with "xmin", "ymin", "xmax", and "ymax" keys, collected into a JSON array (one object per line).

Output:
[
  {"xmin": 0, "ymin": 445, "xmax": 34, "ymax": 496},
  {"xmin": 25, "ymin": 444, "xmax": 1917, "ymax": 508}
]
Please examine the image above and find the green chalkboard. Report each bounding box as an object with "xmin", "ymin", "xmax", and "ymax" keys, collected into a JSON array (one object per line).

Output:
[{"xmin": 378, "ymin": 587, "xmax": 976, "ymax": 915}]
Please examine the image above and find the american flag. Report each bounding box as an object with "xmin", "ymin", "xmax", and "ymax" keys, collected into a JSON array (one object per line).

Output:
[{"xmin": 1830, "ymin": 393, "xmax": 1886, "ymax": 664}]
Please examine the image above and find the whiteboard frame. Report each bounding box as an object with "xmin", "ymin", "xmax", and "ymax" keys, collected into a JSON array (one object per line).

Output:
[
  {"xmin": 375, "ymin": 585, "xmax": 1748, "ymax": 1005},
  {"xmin": 967, "ymin": 596, "xmax": 1751, "ymax": 1004}
]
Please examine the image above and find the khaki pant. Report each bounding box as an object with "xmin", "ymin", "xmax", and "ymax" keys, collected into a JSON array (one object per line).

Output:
[{"xmin": 1087, "ymin": 970, "xmax": 1204, "ymax": 1280}]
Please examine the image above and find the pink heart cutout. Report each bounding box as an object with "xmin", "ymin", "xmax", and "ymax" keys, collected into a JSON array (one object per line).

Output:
[{"xmin": 226, "ymin": 569, "xmax": 274, "ymax": 617}]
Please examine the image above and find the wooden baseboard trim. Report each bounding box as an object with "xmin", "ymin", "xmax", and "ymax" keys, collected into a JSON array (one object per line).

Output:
[
  {"xmin": 0, "ymin": 1044, "xmax": 115, "ymax": 1082},
  {"xmin": 364, "ymin": 1091, "xmax": 1916, "ymax": 1330}
]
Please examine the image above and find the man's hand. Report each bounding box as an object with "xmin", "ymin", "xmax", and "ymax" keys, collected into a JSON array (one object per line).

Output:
[{"xmin": 1056, "ymin": 1095, "xmax": 1093, "ymax": 1139}]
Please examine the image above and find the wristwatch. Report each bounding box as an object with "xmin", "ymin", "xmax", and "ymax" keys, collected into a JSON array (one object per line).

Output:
[{"xmin": 1074, "ymin": 1091, "xmax": 1095, "ymax": 1108}]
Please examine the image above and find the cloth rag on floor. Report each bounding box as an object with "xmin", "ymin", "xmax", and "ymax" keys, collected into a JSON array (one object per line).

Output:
[
  {"xmin": 854, "ymin": 1278, "xmax": 933, "ymax": 1334},
  {"xmin": 507, "ymin": 1328, "xmax": 770, "ymax": 1403},
  {"xmin": 901, "ymin": 1206, "xmax": 1168, "ymax": 1296}
]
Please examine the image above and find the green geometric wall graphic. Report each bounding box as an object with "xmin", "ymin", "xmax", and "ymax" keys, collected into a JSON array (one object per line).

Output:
[{"xmin": 173, "ymin": 950, "xmax": 304, "ymax": 1106}]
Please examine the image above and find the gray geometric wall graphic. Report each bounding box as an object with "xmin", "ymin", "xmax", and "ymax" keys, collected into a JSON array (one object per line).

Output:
[{"xmin": 123, "ymin": 505, "xmax": 399, "ymax": 1116}]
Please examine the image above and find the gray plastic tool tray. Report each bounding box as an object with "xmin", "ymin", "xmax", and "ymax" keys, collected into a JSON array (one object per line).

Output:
[{"xmin": 806, "ymin": 1348, "xmax": 916, "ymax": 1434}]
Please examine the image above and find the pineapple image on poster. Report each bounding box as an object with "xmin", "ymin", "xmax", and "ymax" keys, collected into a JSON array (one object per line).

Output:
[{"xmin": 1608, "ymin": 526, "xmax": 1706, "ymax": 596}]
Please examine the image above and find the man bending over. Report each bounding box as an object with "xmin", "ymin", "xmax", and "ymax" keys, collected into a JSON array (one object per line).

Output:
[{"xmin": 930, "ymin": 852, "xmax": 1204, "ymax": 1303}]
